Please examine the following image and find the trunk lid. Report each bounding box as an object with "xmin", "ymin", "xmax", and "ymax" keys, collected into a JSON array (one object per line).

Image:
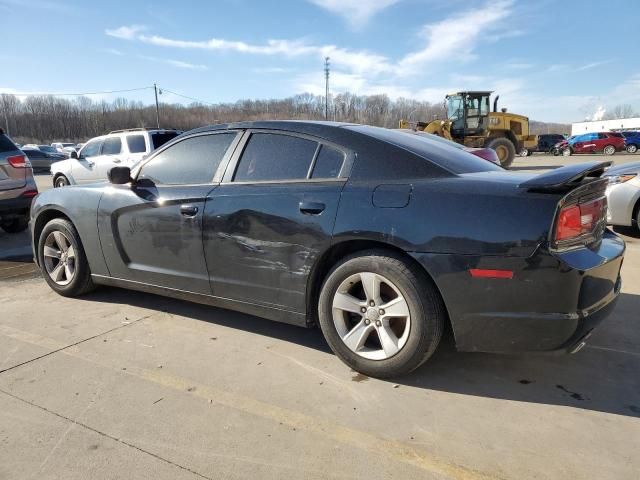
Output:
[{"xmin": 0, "ymin": 134, "xmax": 27, "ymax": 192}]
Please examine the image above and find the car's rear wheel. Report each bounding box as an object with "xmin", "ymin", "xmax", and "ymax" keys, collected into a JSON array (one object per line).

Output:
[
  {"xmin": 318, "ymin": 250, "xmax": 444, "ymax": 378},
  {"xmin": 0, "ymin": 216, "xmax": 29, "ymax": 233},
  {"xmin": 38, "ymin": 218, "xmax": 94, "ymax": 296},
  {"xmin": 562, "ymin": 148, "xmax": 572, "ymax": 156},
  {"xmin": 626, "ymin": 144, "xmax": 637, "ymax": 154},
  {"xmin": 54, "ymin": 175, "xmax": 70, "ymax": 188},
  {"xmin": 603, "ymin": 145, "xmax": 616, "ymax": 155}
]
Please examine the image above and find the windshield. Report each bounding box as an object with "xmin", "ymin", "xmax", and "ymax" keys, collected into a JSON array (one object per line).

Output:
[{"xmin": 447, "ymin": 95, "xmax": 464, "ymax": 121}]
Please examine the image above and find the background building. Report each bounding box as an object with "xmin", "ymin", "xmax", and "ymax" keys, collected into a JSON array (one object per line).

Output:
[{"xmin": 571, "ymin": 117, "xmax": 640, "ymax": 135}]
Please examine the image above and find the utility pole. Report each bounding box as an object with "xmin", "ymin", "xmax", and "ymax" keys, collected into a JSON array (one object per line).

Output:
[
  {"xmin": 154, "ymin": 83, "xmax": 160, "ymax": 128},
  {"xmin": 324, "ymin": 57, "xmax": 330, "ymax": 121}
]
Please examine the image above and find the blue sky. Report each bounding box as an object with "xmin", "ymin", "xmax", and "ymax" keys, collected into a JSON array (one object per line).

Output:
[{"xmin": 0, "ymin": 0, "xmax": 638, "ymax": 123}]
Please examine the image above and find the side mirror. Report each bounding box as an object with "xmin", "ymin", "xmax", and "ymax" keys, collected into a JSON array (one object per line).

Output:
[
  {"xmin": 70, "ymin": 150, "xmax": 78, "ymax": 159},
  {"xmin": 108, "ymin": 166, "xmax": 132, "ymax": 185}
]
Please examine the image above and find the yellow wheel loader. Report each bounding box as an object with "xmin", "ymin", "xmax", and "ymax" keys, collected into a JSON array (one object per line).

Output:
[{"xmin": 399, "ymin": 91, "xmax": 537, "ymax": 168}]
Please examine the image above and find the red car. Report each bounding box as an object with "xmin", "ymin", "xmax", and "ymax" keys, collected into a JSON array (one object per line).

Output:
[{"xmin": 563, "ymin": 131, "xmax": 626, "ymax": 156}]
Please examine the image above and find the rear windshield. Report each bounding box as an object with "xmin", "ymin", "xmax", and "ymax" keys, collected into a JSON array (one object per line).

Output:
[
  {"xmin": 0, "ymin": 134, "xmax": 18, "ymax": 153},
  {"xmin": 151, "ymin": 132, "xmax": 180, "ymax": 150},
  {"xmin": 347, "ymin": 125, "xmax": 502, "ymax": 174}
]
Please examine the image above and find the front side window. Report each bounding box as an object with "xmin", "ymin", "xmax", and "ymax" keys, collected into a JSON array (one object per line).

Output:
[
  {"xmin": 80, "ymin": 139, "xmax": 102, "ymax": 158},
  {"xmin": 102, "ymin": 137, "xmax": 122, "ymax": 155},
  {"xmin": 234, "ymin": 133, "xmax": 318, "ymax": 182},
  {"xmin": 126, "ymin": 135, "xmax": 146, "ymax": 153},
  {"xmin": 140, "ymin": 133, "xmax": 236, "ymax": 185}
]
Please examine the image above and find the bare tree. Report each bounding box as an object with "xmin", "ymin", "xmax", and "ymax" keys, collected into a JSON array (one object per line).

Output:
[{"xmin": 604, "ymin": 104, "xmax": 637, "ymax": 120}]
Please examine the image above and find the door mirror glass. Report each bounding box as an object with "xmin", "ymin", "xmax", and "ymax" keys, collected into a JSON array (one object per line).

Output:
[
  {"xmin": 108, "ymin": 166, "xmax": 132, "ymax": 184},
  {"xmin": 70, "ymin": 150, "xmax": 78, "ymax": 159}
]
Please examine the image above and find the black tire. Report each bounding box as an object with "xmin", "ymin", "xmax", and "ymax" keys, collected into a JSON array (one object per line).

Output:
[
  {"xmin": 486, "ymin": 137, "xmax": 516, "ymax": 168},
  {"xmin": 317, "ymin": 250, "xmax": 445, "ymax": 378},
  {"xmin": 627, "ymin": 144, "xmax": 638, "ymax": 154},
  {"xmin": 37, "ymin": 218, "xmax": 95, "ymax": 296},
  {"xmin": 527, "ymin": 149, "xmax": 533, "ymax": 156},
  {"xmin": 603, "ymin": 145, "xmax": 616, "ymax": 156},
  {"xmin": 0, "ymin": 215, "xmax": 29, "ymax": 233},
  {"xmin": 54, "ymin": 175, "xmax": 70, "ymax": 188}
]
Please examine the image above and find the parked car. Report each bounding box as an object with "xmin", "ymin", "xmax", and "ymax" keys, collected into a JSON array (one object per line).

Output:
[
  {"xmin": 603, "ymin": 161, "xmax": 640, "ymax": 231},
  {"xmin": 75, "ymin": 143, "xmax": 85, "ymax": 151},
  {"xmin": 50, "ymin": 128, "xmax": 182, "ymax": 187},
  {"xmin": 562, "ymin": 132, "xmax": 626, "ymax": 156},
  {"xmin": 21, "ymin": 147, "xmax": 65, "ymax": 173},
  {"xmin": 51, "ymin": 142, "xmax": 76, "ymax": 154},
  {"xmin": 31, "ymin": 121, "xmax": 624, "ymax": 377},
  {"xmin": 399, "ymin": 129, "xmax": 501, "ymax": 165},
  {"xmin": 61, "ymin": 146, "xmax": 78, "ymax": 158},
  {"xmin": 28, "ymin": 144, "xmax": 62, "ymax": 155},
  {"xmin": 0, "ymin": 129, "xmax": 38, "ymax": 233},
  {"xmin": 620, "ymin": 131, "xmax": 640, "ymax": 154},
  {"xmin": 521, "ymin": 133, "xmax": 566, "ymax": 156}
]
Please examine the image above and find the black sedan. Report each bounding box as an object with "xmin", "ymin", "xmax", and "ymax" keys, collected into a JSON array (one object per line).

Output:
[
  {"xmin": 21, "ymin": 147, "xmax": 66, "ymax": 173},
  {"xmin": 29, "ymin": 121, "xmax": 625, "ymax": 377}
]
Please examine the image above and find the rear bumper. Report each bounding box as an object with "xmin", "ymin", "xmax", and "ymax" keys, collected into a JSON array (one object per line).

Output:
[
  {"xmin": 0, "ymin": 195, "xmax": 33, "ymax": 216},
  {"xmin": 411, "ymin": 231, "xmax": 625, "ymax": 353}
]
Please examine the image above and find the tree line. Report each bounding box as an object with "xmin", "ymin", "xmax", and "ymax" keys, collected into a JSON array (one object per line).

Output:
[{"xmin": 1, "ymin": 92, "xmax": 571, "ymax": 144}]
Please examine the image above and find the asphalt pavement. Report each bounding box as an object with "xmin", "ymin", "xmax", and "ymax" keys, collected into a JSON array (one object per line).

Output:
[{"xmin": 1, "ymin": 154, "xmax": 639, "ymax": 480}]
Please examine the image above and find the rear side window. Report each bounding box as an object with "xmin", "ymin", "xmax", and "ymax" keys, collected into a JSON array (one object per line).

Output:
[
  {"xmin": 140, "ymin": 133, "xmax": 236, "ymax": 185},
  {"xmin": 311, "ymin": 145, "xmax": 344, "ymax": 178},
  {"xmin": 234, "ymin": 133, "xmax": 318, "ymax": 182},
  {"xmin": 151, "ymin": 132, "xmax": 180, "ymax": 150},
  {"xmin": 609, "ymin": 132, "xmax": 624, "ymax": 138},
  {"xmin": 0, "ymin": 135, "xmax": 17, "ymax": 153},
  {"xmin": 102, "ymin": 137, "xmax": 122, "ymax": 155},
  {"xmin": 126, "ymin": 135, "xmax": 146, "ymax": 153}
]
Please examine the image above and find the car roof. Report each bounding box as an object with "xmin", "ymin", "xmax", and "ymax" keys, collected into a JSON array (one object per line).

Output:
[{"xmin": 186, "ymin": 120, "xmax": 359, "ymax": 136}]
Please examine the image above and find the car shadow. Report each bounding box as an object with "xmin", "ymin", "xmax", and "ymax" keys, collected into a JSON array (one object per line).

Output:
[
  {"xmin": 81, "ymin": 286, "xmax": 640, "ymax": 419},
  {"xmin": 613, "ymin": 225, "xmax": 640, "ymax": 239}
]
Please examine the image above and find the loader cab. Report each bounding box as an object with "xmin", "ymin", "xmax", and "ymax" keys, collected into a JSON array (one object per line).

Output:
[{"xmin": 446, "ymin": 91, "xmax": 491, "ymax": 138}]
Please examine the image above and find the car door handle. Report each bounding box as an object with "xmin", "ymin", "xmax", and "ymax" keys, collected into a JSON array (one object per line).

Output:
[
  {"xmin": 299, "ymin": 201, "xmax": 325, "ymax": 215},
  {"xmin": 180, "ymin": 205, "xmax": 199, "ymax": 217}
]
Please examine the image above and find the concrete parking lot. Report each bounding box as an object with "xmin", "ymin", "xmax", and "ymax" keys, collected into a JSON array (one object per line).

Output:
[{"xmin": 1, "ymin": 155, "xmax": 639, "ymax": 479}]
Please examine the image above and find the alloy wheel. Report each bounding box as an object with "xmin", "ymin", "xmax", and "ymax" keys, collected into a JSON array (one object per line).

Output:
[
  {"xmin": 562, "ymin": 148, "xmax": 571, "ymax": 156},
  {"xmin": 332, "ymin": 272, "xmax": 411, "ymax": 360},
  {"xmin": 43, "ymin": 230, "xmax": 76, "ymax": 286},
  {"xmin": 627, "ymin": 145, "xmax": 637, "ymax": 154},
  {"xmin": 604, "ymin": 146, "xmax": 615, "ymax": 155}
]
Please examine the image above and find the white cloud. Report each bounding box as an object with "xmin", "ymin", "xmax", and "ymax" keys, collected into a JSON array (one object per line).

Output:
[
  {"xmin": 139, "ymin": 55, "xmax": 208, "ymax": 70},
  {"xmin": 307, "ymin": 0, "xmax": 401, "ymax": 27},
  {"xmin": 576, "ymin": 60, "xmax": 612, "ymax": 71},
  {"xmin": 102, "ymin": 48, "xmax": 124, "ymax": 56},
  {"xmin": 398, "ymin": 0, "xmax": 514, "ymax": 74},
  {"xmin": 105, "ymin": 25, "xmax": 147, "ymax": 40}
]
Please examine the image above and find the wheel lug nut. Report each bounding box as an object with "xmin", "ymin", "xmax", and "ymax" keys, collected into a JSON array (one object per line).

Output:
[
  {"xmin": 364, "ymin": 319, "xmax": 370, "ymax": 325},
  {"xmin": 375, "ymin": 320, "xmax": 382, "ymax": 327},
  {"xmin": 369, "ymin": 300, "xmax": 375, "ymax": 307},
  {"xmin": 379, "ymin": 309, "xmax": 385, "ymax": 315},
  {"xmin": 361, "ymin": 307, "xmax": 366, "ymax": 313}
]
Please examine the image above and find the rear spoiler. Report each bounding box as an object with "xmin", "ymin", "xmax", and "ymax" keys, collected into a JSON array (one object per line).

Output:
[{"xmin": 519, "ymin": 161, "xmax": 611, "ymax": 192}]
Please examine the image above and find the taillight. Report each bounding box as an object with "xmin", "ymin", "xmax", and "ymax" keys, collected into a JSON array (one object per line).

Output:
[
  {"xmin": 554, "ymin": 197, "xmax": 606, "ymax": 246},
  {"xmin": 21, "ymin": 189, "xmax": 38, "ymax": 198},
  {"xmin": 7, "ymin": 154, "xmax": 29, "ymax": 168}
]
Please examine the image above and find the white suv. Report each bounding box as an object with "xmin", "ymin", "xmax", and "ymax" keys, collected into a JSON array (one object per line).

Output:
[{"xmin": 51, "ymin": 128, "xmax": 182, "ymax": 187}]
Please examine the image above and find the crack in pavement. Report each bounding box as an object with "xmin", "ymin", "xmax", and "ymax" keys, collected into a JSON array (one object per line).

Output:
[
  {"xmin": 0, "ymin": 388, "xmax": 214, "ymax": 480},
  {"xmin": 0, "ymin": 313, "xmax": 155, "ymax": 375}
]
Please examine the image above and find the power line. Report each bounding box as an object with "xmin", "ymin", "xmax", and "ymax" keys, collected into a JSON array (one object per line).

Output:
[
  {"xmin": 1, "ymin": 87, "xmax": 154, "ymax": 97},
  {"xmin": 158, "ymin": 88, "xmax": 217, "ymax": 106}
]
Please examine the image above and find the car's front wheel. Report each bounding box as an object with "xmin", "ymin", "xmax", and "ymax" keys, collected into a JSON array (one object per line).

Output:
[
  {"xmin": 37, "ymin": 218, "xmax": 95, "ymax": 296},
  {"xmin": 318, "ymin": 250, "xmax": 444, "ymax": 378},
  {"xmin": 562, "ymin": 148, "xmax": 572, "ymax": 156},
  {"xmin": 54, "ymin": 175, "xmax": 70, "ymax": 188}
]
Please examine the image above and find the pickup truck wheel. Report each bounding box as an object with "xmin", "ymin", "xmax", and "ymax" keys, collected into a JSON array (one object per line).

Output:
[
  {"xmin": 1, "ymin": 216, "xmax": 29, "ymax": 233},
  {"xmin": 318, "ymin": 250, "xmax": 444, "ymax": 378},
  {"xmin": 38, "ymin": 218, "xmax": 95, "ymax": 296},
  {"xmin": 54, "ymin": 175, "xmax": 69, "ymax": 188}
]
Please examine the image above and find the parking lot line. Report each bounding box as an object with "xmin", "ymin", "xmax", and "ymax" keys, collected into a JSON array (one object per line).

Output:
[{"xmin": 0, "ymin": 322, "xmax": 498, "ymax": 480}]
